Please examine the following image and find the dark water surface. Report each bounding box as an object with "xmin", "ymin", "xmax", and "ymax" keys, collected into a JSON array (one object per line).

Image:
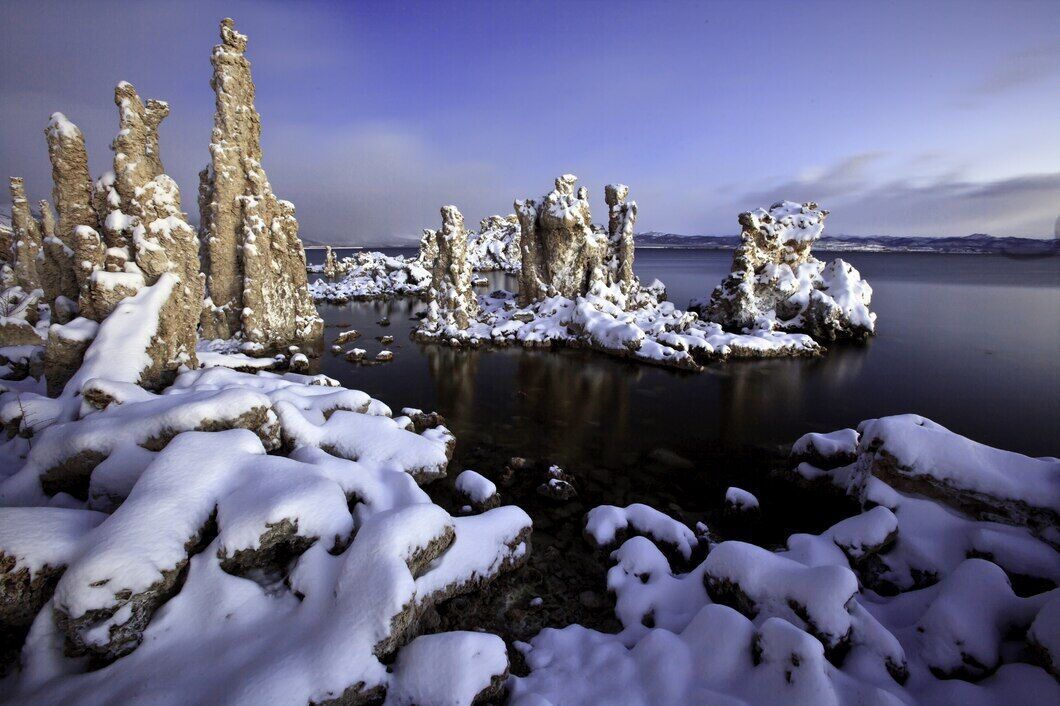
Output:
[
  {"xmin": 303, "ymin": 247, "xmax": 1058, "ymax": 641},
  {"xmin": 308, "ymin": 248, "xmax": 1059, "ymax": 459}
]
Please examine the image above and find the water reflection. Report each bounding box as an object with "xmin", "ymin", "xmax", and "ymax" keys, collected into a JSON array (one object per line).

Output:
[{"xmin": 311, "ymin": 249, "xmax": 1058, "ymax": 458}]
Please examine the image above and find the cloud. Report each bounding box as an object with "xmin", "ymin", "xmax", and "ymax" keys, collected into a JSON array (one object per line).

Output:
[
  {"xmin": 968, "ymin": 45, "xmax": 1060, "ymax": 97},
  {"xmin": 720, "ymin": 155, "xmax": 1060, "ymax": 238},
  {"xmin": 266, "ymin": 124, "xmax": 511, "ymax": 245}
]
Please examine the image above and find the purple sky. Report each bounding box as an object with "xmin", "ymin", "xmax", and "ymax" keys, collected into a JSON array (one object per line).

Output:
[{"xmin": 2, "ymin": 0, "xmax": 1058, "ymax": 243}]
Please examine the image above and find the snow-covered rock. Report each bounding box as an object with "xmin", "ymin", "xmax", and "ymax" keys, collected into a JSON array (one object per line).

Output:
[
  {"xmin": 415, "ymin": 183, "xmax": 824, "ymax": 368},
  {"xmin": 585, "ymin": 503, "xmax": 698, "ymax": 560},
  {"xmin": 692, "ymin": 201, "xmax": 877, "ymax": 340},
  {"xmin": 455, "ymin": 470, "xmax": 500, "ymax": 511},
  {"xmin": 310, "ymin": 251, "xmax": 432, "ymax": 302},
  {"xmin": 467, "ymin": 214, "xmax": 520, "ymax": 273},
  {"xmin": 855, "ymin": 414, "xmax": 1060, "ymax": 531},
  {"xmin": 511, "ymin": 420, "xmax": 1060, "ymax": 705},
  {"xmin": 0, "ymin": 358, "xmax": 530, "ymax": 704},
  {"xmin": 420, "ymin": 206, "xmax": 477, "ymax": 333},
  {"xmin": 724, "ymin": 486, "xmax": 760, "ymax": 512},
  {"xmin": 792, "ymin": 428, "xmax": 860, "ymax": 467}
]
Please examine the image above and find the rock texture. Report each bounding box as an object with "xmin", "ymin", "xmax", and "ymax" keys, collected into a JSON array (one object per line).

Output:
[
  {"xmin": 692, "ymin": 201, "xmax": 876, "ymax": 340},
  {"xmin": 198, "ymin": 18, "xmax": 322, "ymax": 353},
  {"xmin": 8, "ymin": 179, "xmax": 42, "ymax": 295},
  {"xmin": 516, "ymin": 175, "xmax": 607, "ymax": 305},
  {"xmin": 37, "ymin": 200, "xmax": 78, "ymax": 323},
  {"xmin": 468, "ymin": 214, "xmax": 521, "ymax": 273},
  {"xmin": 421, "ymin": 206, "xmax": 477, "ymax": 333},
  {"xmin": 418, "ymin": 226, "xmax": 439, "ymax": 269},
  {"xmin": 323, "ymin": 246, "xmax": 339, "ymax": 278},
  {"xmin": 605, "ymin": 184, "xmax": 637, "ymax": 296},
  {"xmin": 44, "ymin": 113, "xmax": 105, "ymax": 319}
]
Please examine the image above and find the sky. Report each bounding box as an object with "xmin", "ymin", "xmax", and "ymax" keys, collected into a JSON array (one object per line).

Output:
[{"xmin": 1, "ymin": 0, "xmax": 1058, "ymax": 244}]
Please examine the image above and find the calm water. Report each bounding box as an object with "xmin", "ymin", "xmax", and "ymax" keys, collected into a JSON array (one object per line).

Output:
[
  {"xmin": 308, "ymin": 248, "xmax": 1059, "ymax": 459},
  {"xmin": 300, "ymin": 247, "xmax": 1059, "ymax": 608}
]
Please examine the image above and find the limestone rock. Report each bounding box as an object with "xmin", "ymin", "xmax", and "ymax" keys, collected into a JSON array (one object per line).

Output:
[
  {"xmin": 90, "ymin": 82, "xmax": 203, "ymax": 379},
  {"xmin": 605, "ymin": 184, "xmax": 637, "ymax": 296},
  {"xmin": 45, "ymin": 113, "xmax": 104, "ymax": 316},
  {"xmin": 0, "ymin": 213, "xmax": 12, "ymax": 265},
  {"xmin": 0, "ymin": 287, "xmax": 42, "ymax": 346},
  {"xmin": 418, "ymin": 226, "xmax": 439, "ymax": 269},
  {"xmin": 516, "ymin": 174, "xmax": 607, "ymax": 305},
  {"xmin": 468, "ymin": 214, "xmax": 521, "ymax": 272},
  {"xmin": 8, "ymin": 178, "xmax": 42, "ymax": 294},
  {"xmin": 693, "ymin": 201, "xmax": 876, "ymax": 340},
  {"xmin": 44, "ymin": 318, "xmax": 99, "ymax": 397},
  {"xmin": 421, "ymin": 206, "xmax": 477, "ymax": 333},
  {"xmin": 37, "ymin": 200, "xmax": 79, "ymax": 323},
  {"xmin": 323, "ymin": 246, "xmax": 339, "ymax": 278},
  {"xmin": 198, "ymin": 18, "xmax": 322, "ymax": 353}
]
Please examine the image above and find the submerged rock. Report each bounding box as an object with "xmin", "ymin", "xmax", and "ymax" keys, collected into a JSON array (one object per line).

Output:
[
  {"xmin": 198, "ymin": 18, "xmax": 322, "ymax": 353},
  {"xmin": 692, "ymin": 201, "xmax": 876, "ymax": 340}
]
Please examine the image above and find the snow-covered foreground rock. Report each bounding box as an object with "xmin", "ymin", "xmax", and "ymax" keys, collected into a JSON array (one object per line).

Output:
[
  {"xmin": 692, "ymin": 201, "xmax": 877, "ymax": 340},
  {"xmin": 511, "ymin": 416, "xmax": 1060, "ymax": 705},
  {"xmin": 0, "ymin": 315, "xmax": 531, "ymax": 703}
]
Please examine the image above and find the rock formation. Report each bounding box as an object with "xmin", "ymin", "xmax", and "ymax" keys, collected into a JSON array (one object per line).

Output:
[
  {"xmin": 43, "ymin": 113, "xmax": 114, "ymax": 322},
  {"xmin": 422, "ymin": 206, "xmax": 477, "ymax": 333},
  {"xmin": 516, "ymin": 174, "xmax": 607, "ymax": 305},
  {"xmin": 113, "ymin": 83, "xmax": 203, "ymax": 384},
  {"xmin": 323, "ymin": 246, "xmax": 339, "ymax": 278},
  {"xmin": 0, "ymin": 213, "xmax": 13, "ymax": 265},
  {"xmin": 197, "ymin": 18, "xmax": 322, "ymax": 352},
  {"xmin": 514, "ymin": 176, "xmax": 641, "ymax": 305},
  {"xmin": 605, "ymin": 184, "xmax": 637, "ymax": 296},
  {"xmin": 467, "ymin": 214, "xmax": 521, "ymax": 273},
  {"xmin": 418, "ymin": 226, "xmax": 439, "ymax": 269},
  {"xmin": 693, "ymin": 201, "xmax": 876, "ymax": 340},
  {"xmin": 36, "ymin": 199, "xmax": 78, "ymax": 323},
  {"xmin": 8, "ymin": 178, "xmax": 42, "ymax": 295}
]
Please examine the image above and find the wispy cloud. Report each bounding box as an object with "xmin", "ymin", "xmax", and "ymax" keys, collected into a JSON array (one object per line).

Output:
[
  {"xmin": 968, "ymin": 44, "xmax": 1060, "ymax": 97},
  {"xmin": 722, "ymin": 154, "xmax": 1060, "ymax": 238}
]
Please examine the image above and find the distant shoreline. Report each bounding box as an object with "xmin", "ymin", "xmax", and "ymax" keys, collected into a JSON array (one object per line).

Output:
[{"xmin": 306, "ymin": 242, "xmax": 1056, "ymax": 256}]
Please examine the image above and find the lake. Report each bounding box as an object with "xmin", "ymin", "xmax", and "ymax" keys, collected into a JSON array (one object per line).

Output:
[
  {"xmin": 302, "ymin": 247, "xmax": 1059, "ymax": 598},
  {"xmin": 307, "ymin": 247, "xmax": 1059, "ymax": 457}
]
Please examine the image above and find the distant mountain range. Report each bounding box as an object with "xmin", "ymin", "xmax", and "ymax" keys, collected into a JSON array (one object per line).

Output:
[{"xmin": 635, "ymin": 231, "xmax": 1057, "ymax": 255}]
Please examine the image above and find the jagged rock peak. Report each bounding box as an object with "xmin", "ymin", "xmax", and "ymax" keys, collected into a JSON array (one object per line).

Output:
[{"xmin": 198, "ymin": 17, "xmax": 322, "ymax": 352}]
